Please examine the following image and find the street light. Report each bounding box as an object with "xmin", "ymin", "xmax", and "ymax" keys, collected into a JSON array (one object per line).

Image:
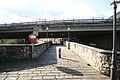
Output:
[
  {"xmin": 62, "ymin": 33, "xmax": 64, "ymax": 40},
  {"xmin": 68, "ymin": 27, "xmax": 70, "ymax": 49},
  {"xmin": 61, "ymin": 33, "xmax": 64, "ymax": 45},
  {"xmin": 68, "ymin": 27, "xmax": 70, "ymax": 41},
  {"xmin": 51, "ymin": 33, "xmax": 53, "ymax": 42},
  {"xmin": 109, "ymin": 0, "xmax": 120, "ymax": 80},
  {"xmin": 46, "ymin": 27, "xmax": 48, "ymax": 42},
  {"xmin": 110, "ymin": 0, "xmax": 120, "ymax": 5}
]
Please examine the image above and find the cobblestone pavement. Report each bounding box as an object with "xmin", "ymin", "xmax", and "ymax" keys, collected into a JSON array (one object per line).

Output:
[{"xmin": 0, "ymin": 45, "xmax": 110, "ymax": 80}]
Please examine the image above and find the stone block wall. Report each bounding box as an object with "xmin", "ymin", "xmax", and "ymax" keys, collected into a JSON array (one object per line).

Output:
[
  {"xmin": 32, "ymin": 42, "xmax": 51, "ymax": 58},
  {"xmin": 64, "ymin": 41, "xmax": 120, "ymax": 78},
  {"xmin": 0, "ymin": 42, "xmax": 51, "ymax": 61}
]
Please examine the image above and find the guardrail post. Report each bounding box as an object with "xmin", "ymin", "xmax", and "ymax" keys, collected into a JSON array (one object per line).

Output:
[{"xmin": 59, "ymin": 48, "xmax": 61, "ymax": 58}]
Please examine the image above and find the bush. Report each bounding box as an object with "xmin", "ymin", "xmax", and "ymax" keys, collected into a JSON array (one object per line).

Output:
[
  {"xmin": 4, "ymin": 40, "xmax": 17, "ymax": 44},
  {"xmin": 17, "ymin": 39, "xmax": 26, "ymax": 44}
]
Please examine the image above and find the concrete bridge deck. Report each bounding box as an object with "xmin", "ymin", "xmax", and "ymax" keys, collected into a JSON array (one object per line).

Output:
[
  {"xmin": 0, "ymin": 18, "xmax": 120, "ymax": 39},
  {"xmin": 0, "ymin": 45, "xmax": 110, "ymax": 80}
]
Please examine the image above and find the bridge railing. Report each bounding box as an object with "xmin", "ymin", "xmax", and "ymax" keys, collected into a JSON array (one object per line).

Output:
[
  {"xmin": 38, "ymin": 19, "xmax": 113, "ymax": 25},
  {"xmin": 0, "ymin": 18, "xmax": 118, "ymax": 27}
]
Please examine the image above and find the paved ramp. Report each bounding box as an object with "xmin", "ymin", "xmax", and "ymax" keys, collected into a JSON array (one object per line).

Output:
[{"xmin": 0, "ymin": 45, "xmax": 110, "ymax": 80}]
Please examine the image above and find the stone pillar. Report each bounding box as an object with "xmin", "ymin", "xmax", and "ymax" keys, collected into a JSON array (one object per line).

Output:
[{"xmin": 33, "ymin": 26, "xmax": 39, "ymax": 36}]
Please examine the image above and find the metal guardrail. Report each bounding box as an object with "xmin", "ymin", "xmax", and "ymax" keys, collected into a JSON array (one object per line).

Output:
[{"xmin": 0, "ymin": 18, "xmax": 119, "ymax": 27}]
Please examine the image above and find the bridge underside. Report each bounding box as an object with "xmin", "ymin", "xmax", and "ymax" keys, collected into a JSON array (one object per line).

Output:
[
  {"xmin": 0, "ymin": 19, "xmax": 120, "ymax": 51},
  {"xmin": 0, "ymin": 32, "xmax": 32, "ymax": 39},
  {"xmin": 0, "ymin": 30, "xmax": 115, "ymax": 39},
  {"xmin": 38, "ymin": 30, "xmax": 120, "ymax": 51},
  {"xmin": 38, "ymin": 31, "xmax": 113, "ymax": 38},
  {"xmin": 0, "ymin": 30, "xmax": 120, "ymax": 51}
]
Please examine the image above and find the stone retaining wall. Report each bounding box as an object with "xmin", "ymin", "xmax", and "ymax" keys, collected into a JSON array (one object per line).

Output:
[
  {"xmin": 0, "ymin": 42, "xmax": 51, "ymax": 61},
  {"xmin": 64, "ymin": 41, "xmax": 120, "ymax": 78}
]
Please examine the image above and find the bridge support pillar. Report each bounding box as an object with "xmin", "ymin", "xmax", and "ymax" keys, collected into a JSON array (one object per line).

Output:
[{"xmin": 33, "ymin": 26, "xmax": 39, "ymax": 36}]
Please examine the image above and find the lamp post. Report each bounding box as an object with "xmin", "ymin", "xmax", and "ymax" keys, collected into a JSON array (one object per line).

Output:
[
  {"xmin": 68, "ymin": 27, "xmax": 70, "ymax": 41},
  {"xmin": 51, "ymin": 33, "xmax": 53, "ymax": 41},
  {"xmin": 61, "ymin": 33, "xmax": 64, "ymax": 45},
  {"xmin": 68, "ymin": 27, "xmax": 70, "ymax": 49},
  {"xmin": 46, "ymin": 27, "xmax": 48, "ymax": 42},
  {"xmin": 62, "ymin": 33, "xmax": 63, "ymax": 37},
  {"xmin": 109, "ymin": 0, "xmax": 120, "ymax": 80}
]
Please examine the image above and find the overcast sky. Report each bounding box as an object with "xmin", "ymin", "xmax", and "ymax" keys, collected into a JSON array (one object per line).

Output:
[{"xmin": 0, "ymin": 0, "xmax": 120, "ymax": 23}]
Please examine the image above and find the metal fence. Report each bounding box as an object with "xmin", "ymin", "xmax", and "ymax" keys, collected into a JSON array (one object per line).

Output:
[{"xmin": 0, "ymin": 18, "xmax": 119, "ymax": 27}]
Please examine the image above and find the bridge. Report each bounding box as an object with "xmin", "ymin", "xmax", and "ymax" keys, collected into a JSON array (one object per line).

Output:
[
  {"xmin": 0, "ymin": 18, "xmax": 120, "ymax": 39},
  {"xmin": 0, "ymin": 18, "xmax": 120, "ymax": 80},
  {"xmin": 0, "ymin": 18, "xmax": 120, "ymax": 50}
]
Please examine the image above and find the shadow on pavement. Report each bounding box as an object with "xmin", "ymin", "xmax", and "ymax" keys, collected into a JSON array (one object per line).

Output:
[
  {"xmin": 57, "ymin": 67, "xmax": 83, "ymax": 76},
  {"xmin": 61, "ymin": 57, "xmax": 79, "ymax": 63},
  {"xmin": 0, "ymin": 45, "xmax": 58, "ymax": 73}
]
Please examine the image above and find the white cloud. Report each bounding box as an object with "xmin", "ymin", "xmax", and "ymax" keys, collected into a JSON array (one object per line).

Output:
[
  {"xmin": 40, "ymin": 0, "xmax": 100, "ymax": 20},
  {"xmin": 103, "ymin": 9, "xmax": 113, "ymax": 18},
  {"xmin": 103, "ymin": 6, "xmax": 120, "ymax": 19},
  {"xmin": 0, "ymin": 0, "xmax": 112, "ymax": 23},
  {"xmin": 38, "ymin": 0, "xmax": 98, "ymax": 19},
  {"xmin": 0, "ymin": 9, "xmax": 38, "ymax": 23}
]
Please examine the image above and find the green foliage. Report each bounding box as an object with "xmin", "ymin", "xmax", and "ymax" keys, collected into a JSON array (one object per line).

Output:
[
  {"xmin": 4, "ymin": 40, "xmax": 17, "ymax": 44},
  {"xmin": 17, "ymin": 39, "xmax": 26, "ymax": 44}
]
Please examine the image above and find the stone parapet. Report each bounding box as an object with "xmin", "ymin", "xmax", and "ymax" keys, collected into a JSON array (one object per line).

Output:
[
  {"xmin": 0, "ymin": 42, "xmax": 51, "ymax": 61},
  {"xmin": 64, "ymin": 41, "xmax": 120, "ymax": 78}
]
